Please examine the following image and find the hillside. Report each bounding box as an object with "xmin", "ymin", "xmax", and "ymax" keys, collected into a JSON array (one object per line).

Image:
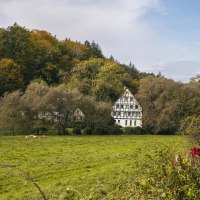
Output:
[
  {"xmin": 0, "ymin": 23, "xmax": 144, "ymax": 100},
  {"xmin": 0, "ymin": 23, "xmax": 199, "ymax": 135}
]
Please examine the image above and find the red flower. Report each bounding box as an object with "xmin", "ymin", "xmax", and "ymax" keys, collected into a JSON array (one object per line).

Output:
[
  {"xmin": 191, "ymin": 147, "xmax": 200, "ymax": 157},
  {"xmin": 173, "ymin": 162, "xmax": 177, "ymax": 168}
]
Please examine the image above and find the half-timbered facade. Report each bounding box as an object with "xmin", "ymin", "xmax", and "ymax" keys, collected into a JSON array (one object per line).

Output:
[
  {"xmin": 111, "ymin": 87, "xmax": 142, "ymax": 127},
  {"xmin": 73, "ymin": 108, "xmax": 85, "ymax": 122}
]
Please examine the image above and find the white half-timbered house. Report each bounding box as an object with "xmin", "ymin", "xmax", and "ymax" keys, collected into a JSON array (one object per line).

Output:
[
  {"xmin": 111, "ymin": 87, "xmax": 142, "ymax": 127},
  {"xmin": 73, "ymin": 108, "xmax": 85, "ymax": 122}
]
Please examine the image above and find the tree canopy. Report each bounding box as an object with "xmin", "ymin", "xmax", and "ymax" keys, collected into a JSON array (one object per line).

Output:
[{"xmin": 0, "ymin": 23, "xmax": 199, "ymax": 135}]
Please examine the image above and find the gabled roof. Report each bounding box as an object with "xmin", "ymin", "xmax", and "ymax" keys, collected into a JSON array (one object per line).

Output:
[
  {"xmin": 74, "ymin": 108, "xmax": 85, "ymax": 117},
  {"xmin": 122, "ymin": 88, "xmax": 134, "ymax": 96},
  {"xmin": 116, "ymin": 87, "xmax": 135, "ymax": 100},
  {"xmin": 114, "ymin": 87, "xmax": 142, "ymax": 108}
]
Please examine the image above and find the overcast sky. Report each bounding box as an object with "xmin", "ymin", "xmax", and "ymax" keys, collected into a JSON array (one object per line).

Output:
[{"xmin": 0, "ymin": 0, "xmax": 200, "ymax": 82}]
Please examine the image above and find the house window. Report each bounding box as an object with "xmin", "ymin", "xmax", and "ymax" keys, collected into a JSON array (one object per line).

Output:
[
  {"xmin": 125, "ymin": 120, "xmax": 127, "ymax": 126},
  {"xmin": 130, "ymin": 120, "xmax": 132, "ymax": 126},
  {"xmin": 134, "ymin": 120, "xmax": 136, "ymax": 126},
  {"xmin": 121, "ymin": 104, "xmax": 124, "ymax": 109},
  {"xmin": 128, "ymin": 112, "xmax": 131, "ymax": 116},
  {"xmin": 124, "ymin": 112, "xmax": 127, "ymax": 116},
  {"xmin": 118, "ymin": 111, "xmax": 121, "ymax": 116},
  {"xmin": 116, "ymin": 104, "xmax": 119, "ymax": 108},
  {"xmin": 125, "ymin": 97, "xmax": 128, "ymax": 101},
  {"xmin": 118, "ymin": 120, "xmax": 120, "ymax": 124},
  {"xmin": 130, "ymin": 105, "xmax": 133, "ymax": 109},
  {"xmin": 135, "ymin": 105, "xmax": 138, "ymax": 109},
  {"xmin": 130, "ymin": 97, "xmax": 133, "ymax": 101},
  {"xmin": 126, "ymin": 105, "xmax": 129, "ymax": 109}
]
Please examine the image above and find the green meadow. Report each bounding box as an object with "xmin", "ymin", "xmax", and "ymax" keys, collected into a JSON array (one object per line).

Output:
[{"xmin": 0, "ymin": 135, "xmax": 188, "ymax": 200}]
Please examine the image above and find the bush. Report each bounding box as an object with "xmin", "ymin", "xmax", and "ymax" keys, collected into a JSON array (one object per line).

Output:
[
  {"xmin": 93, "ymin": 125, "xmax": 123, "ymax": 135},
  {"xmin": 178, "ymin": 115, "xmax": 200, "ymax": 145},
  {"xmin": 33, "ymin": 127, "xmax": 48, "ymax": 134},
  {"xmin": 72, "ymin": 127, "xmax": 82, "ymax": 135},
  {"xmin": 157, "ymin": 127, "xmax": 176, "ymax": 135},
  {"xmin": 83, "ymin": 127, "xmax": 93, "ymax": 135},
  {"xmin": 134, "ymin": 147, "xmax": 200, "ymax": 199},
  {"xmin": 93, "ymin": 126, "xmax": 109, "ymax": 135},
  {"xmin": 124, "ymin": 126, "xmax": 146, "ymax": 135},
  {"xmin": 108, "ymin": 125, "xmax": 123, "ymax": 135}
]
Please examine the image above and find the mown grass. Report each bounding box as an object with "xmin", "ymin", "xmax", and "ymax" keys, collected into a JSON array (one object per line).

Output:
[{"xmin": 0, "ymin": 135, "xmax": 188, "ymax": 199}]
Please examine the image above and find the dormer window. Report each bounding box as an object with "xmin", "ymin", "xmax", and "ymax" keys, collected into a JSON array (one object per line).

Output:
[
  {"xmin": 116, "ymin": 104, "xmax": 119, "ymax": 108},
  {"xmin": 130, "ymin": 97, "xmax": 133, "ymax": 101},
  {"xmin": 135, "ymin": 105, "xmax": 138, "ymax": 109}
]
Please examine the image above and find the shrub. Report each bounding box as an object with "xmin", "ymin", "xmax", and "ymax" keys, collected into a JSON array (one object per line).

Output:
[
  {"xmin": 83, "ymin": 127, "xmax": 93, "ymax": 135},
  {"xmin": 72, "ymin": 127, "xmax": 81, "ymax": 135},
  {"xmin": 157, "ymin": 127, "xmax": 176, "ymax": 135},
  {"xmin": 124, "ymin": 126, "xmax": 145, "ymax": 135},
  {"xmin": 108, "ymin": 125, "xmax": 123, "ymax": 135},
  {"xmin": 178, "ymin": 115, "xmax": 200, "ymax": 145},
  {"xmin": 93, "ymin": 125, "xmax": 123, "ymax": 135},
  {"xmin": 134, "ymin": 147, "xmax": 200, "ymax": 199},
  {"xmin": 33, "ymin": 127, "xmax": 48, "ymax": 134},
  {"xmin": 93, "ymin": 126, "xmax": 109, "ymax": 135}
]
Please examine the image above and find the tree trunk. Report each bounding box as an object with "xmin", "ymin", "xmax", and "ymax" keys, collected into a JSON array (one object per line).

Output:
[
  {"xmin": 62, "ymin": 126, "xmax": 67, "ymax": 135},
  {"xmin": 12, "ymin": 117, "xmax": 15, "ymax": 135}
]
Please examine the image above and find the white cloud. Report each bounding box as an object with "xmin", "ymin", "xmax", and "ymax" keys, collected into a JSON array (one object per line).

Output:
[
  {"xmin": 0, "ymin": 0, "xmax": 161, "ymax": 41},
  {"xmin": 151, "ymin": 61, "xmax": 200, "ymax": 82},
  {"xmin": 0, "ymin": 0, "xmax": 199, "ymax": 82}
]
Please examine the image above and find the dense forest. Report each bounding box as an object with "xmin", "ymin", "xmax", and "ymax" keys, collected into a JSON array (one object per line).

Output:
[{"xmin": 0, "ymin": 23, "xmax": 199, "ymax": 135}]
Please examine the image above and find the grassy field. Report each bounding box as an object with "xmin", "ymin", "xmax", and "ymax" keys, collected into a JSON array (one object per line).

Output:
[{"xmin": 0, "ymin": 135, "xmax": 188, "ymax": 200}]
